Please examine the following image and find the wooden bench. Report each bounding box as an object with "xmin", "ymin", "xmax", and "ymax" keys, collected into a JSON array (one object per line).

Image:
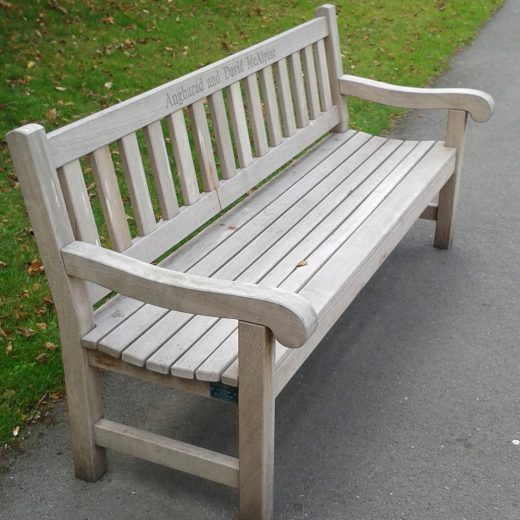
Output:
[{"xmin": 7, "ymin": 5, "xmax": 493, "ymax": 519}]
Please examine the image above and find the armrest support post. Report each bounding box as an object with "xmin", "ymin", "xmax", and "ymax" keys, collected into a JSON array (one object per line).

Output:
[{"xmin": 434, "ymin": 109, "xmax": 468, "ymax": 248}]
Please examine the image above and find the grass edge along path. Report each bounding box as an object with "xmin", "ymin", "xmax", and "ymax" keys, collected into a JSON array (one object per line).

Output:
[{"xmin": 0, "ymin": 0, "xmax": 504, "ymax": 449}]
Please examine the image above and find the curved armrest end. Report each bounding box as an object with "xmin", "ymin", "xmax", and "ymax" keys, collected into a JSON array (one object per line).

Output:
[
  {"xmin": 339, "ymin": 74, "xmax": 495, "ymax": 122},
  {"xmin": 62, "ymin": 241, "xmax": 318, "ymax": 349}
]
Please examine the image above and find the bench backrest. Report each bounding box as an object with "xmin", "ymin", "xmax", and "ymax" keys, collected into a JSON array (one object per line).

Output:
[{"xmin": 8, "ymin": 5, "xmax": 347, "ymax": 305}]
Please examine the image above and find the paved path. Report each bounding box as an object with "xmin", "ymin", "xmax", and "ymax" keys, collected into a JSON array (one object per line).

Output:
[{"xmin": 1, "ymin": 1, "xmax": 519, "ymax": 518}]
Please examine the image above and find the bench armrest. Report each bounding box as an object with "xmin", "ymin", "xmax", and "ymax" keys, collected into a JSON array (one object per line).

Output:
[
  {"xmin": 62, "ymin": 241, "xmax": 318, "ymax": 348},
  {"xmin": 339, "ymin": 74, "xmax": 494, "ymax": 122}
]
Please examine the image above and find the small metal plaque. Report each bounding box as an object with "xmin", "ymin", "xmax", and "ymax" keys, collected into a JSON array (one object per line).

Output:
[{"xmin": 210, "ymin": 382, "xmax": 238, "ymax": 403}]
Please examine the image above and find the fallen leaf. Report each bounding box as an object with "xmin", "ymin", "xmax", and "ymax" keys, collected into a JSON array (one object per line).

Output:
[
  {"xmin": 27, "ymin": 258, "xmax": 44, "ymax": 275},
  {"xmin": 36, "ymin": 352, "xmax": 48, "ymax": 363},
  {"xmin": 26, "ymin": 60, "xmax": 36, "ymax": 69},
  {"xmin": 18, "ymin": 327, "xmax": 35, "ymax": 337},
  {"xmin": 228, "ymin": 226, "xmax": 237, "ymax": 231},
  {"xmin": 45, "ymin": 108, "xmax": 58, "ymax": 122},
  {"xmin": 102, "ymin": 15, "xmax": 114, "ymax": 24},
  {"xmin": 295, "ymin": 260, "xmax": 308, "ymax": 268},
  {"xmin": 104, "ymin": 81, "xmax": 113, "ymax": 89},
  {"xmin": 5, "ymin": 342, "xmax": 13, "ymax": 355},
  {"xmin": 55, "ymin": 86, "xmax": 67, "ymax": 91},
  {"xmin": 182, "ymin": 46, "xmax": 189, "ymax": 56},
  {"xmin": 0, "ymin": 260, "xmax": 7, "ymax": 268},
  {"xmin": 43, "ymin": 296, "xmax": 54, "ymax": 306},
  {"xmin": 0, "ymin": 327, "xmax": 7, "ymax": 338},
  {"xmin": 15, "ymin": 309, "xmax": 27, "ymax": 321},
  {"xmin": 36, "ymin": 322, "xmax": 47, "ymax": 331},
  {"xmin": 12, "ymin": 426, "xmax": 20, "ymax": 437},
  {"xmin": 44, "ymin": 341, "xmax": 57, "ymax": 351}
]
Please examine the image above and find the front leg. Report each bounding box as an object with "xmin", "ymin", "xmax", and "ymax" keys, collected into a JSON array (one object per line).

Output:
[{"xmin": 238, "ymin": 321, "xmax": 276, "ymax": 520}]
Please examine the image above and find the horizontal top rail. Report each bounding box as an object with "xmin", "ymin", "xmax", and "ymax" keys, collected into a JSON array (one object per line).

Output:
[{"xmin": 48, "ymin": 17, "xmax": 328, "ymax": 168}]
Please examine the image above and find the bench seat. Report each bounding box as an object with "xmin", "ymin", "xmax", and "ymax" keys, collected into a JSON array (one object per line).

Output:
[{"xmin": 82, "ymin": 130, "xmax": 455, "ymax": 389}]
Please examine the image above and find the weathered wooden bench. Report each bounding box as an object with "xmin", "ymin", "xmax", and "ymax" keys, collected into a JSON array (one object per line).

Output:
[{"xmin": 7, "ymin": 5, "xmax": 493, "ymax": 519}]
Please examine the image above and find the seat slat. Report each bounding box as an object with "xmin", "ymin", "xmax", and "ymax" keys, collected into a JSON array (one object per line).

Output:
[
  {"xmin": 58, "ymin": 160, "xmax": 100, "ymax": 246},
  {"xmin": 227, "ymin": 82, "xmax": 253, "ymax": 168},
  {"xmin": 89, "ymin": 145, "xmax": 132, "ymax": 252},
  {"xmin": 188, "ymin": 100, "xmax": 219, "ymax": 192},
  {"xmin": 274, "ymin": 58, "xmax": 297, "ymax": 137},
  {"xmin": 99, "ymin": 304, "xmax": 169, "ymax": 357},
  {"xmin": 167, "ymin": 110, "xmax": 200, "ymax": 205},
  {"xmin": 118, "ymin": 132, "xmax": 157, "ymax": 236},
  {"xmin": 314, "ymin": 39, "xmax": 332, "ymax": 111},
  {"xmin": 208, "ymin": 91, "xmax": 237, "ymax": 179},
  {"xmin": 259, "ymin": 66, "xmax": 283, "ymax": 147},
  {"xmin": 288, "ymin": 51, "xmax": 309, "ymax": 128},
  {"xmin": 143, "ymin": 120, "xmax": 180, "ymax": 219},
  {"xmin": 301, "ymin": 45, "xmax": 321, "ymax": 119},
  {"xmin": 244, "ymin": 74, "xmax": 269, "ymax": 157}
]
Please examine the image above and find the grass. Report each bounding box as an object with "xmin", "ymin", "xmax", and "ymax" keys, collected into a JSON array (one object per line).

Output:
[{"xmin": 0, "ymin": 0, "xmax": 503, "ymax": 448}]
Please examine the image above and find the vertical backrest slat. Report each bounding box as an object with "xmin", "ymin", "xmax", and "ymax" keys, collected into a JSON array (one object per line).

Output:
[
  {"xmin": 117, "ymin": 133, "xmax": 157, "ymax": 236},
  {"xmin": 259, "ymin": 66, "xmax": 283, "ymax": 147},
  {"xmin": 244, "ymin": 74, "xmax": 269, "ymax": 157},
  {"xmin": 288, "ymin": 51, "xmax": 309, "ymax": 128},
  {"xmin": 313, "ymin": 39, "xmax": 333, "ymax": 111},
  {"xmin": 143, "ymin": 121, "xmax": 179, "ymax": 220},
  {"xmin": 188, "ymin": 99, "xmax": 219, "ymax": 192},
  {"xmin": 274, "ymin": 58, "xmax": 297, "ymax": 138},
  {"xmin": 208, "ymin": 91, "xmax": 237, "ymax": 180},
  {"xmin": 89, "ymin": 145, "xmax": 132, "ymax": 252},
  {"xmin": 58, "ymin": 160, "xmax": 100, "ymax": 246},
  {"xmin": 315, "ymin": 5, "xmax": 348, "ymax": 131},
  {"xmin": 227, "ymin": 82, "xmax": 253, "ymax": 168},
  {"xmin": 167, "ymin": 110, "xmax": 200, "ymax": 205},
  {"xmin": 301, "ymin": 45, "xmax": 321, "ymax": 120}
]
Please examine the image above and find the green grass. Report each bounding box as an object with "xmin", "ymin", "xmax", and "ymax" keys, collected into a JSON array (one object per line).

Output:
[{"xmin": 0, "ymin": 0, "xmax": 503, "ymax": 448}]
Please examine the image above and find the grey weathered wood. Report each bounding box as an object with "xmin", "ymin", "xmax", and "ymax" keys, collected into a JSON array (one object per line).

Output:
[
  {"xmin": 189, "ymin": 99, "xmax": 219, "ymax": 192},
  {"xmin": 167, "ymin": 110, "xmax": 200, "ymax": 205},
  {"xmin": 315, "ymin": 4, "xmax": 348, "ymax": 131},
  {"xmin": 434, "ymin": 109, "xmax": 467, "ymax": 248},
  {"xmin": 302, "ymin": 45, "xmax": 321, "ymax": 119},
  {"xmin": 274, "ymin": 58, "xmax": 297, "ymax": 137},
  {"xmin": 208, "ymin": 91, "xmax": 237, "ymax": 179},
  {"xmin": 244, "ymin": 73, "xmax": 269, "ymax": 157},
  {"xmin": 420, "ymin": 203, "xmax": 438, "ymax": 221},
  {"xmin": 143, "ymin": 120, "xmax": 180, "ymax": 219},
  {"xmin": 227, "ymin": 82, "xmax": 254, "ymax": 168},
  {"xmin": 314, "ymin": 39, "xmax": 333, "ymax": 111},
  {"xmin": 89, "ymin": 145, "xmax": 132, "ymax": 252},
  {"xmin": 88, "ymin": 350, "xmax": 211, "ymax": 398},
  {"xmin": 6, "ymin": 124, "xmax": 106, "ymax": 481},
  {"xmin": 288, "ymin": 51, "xmax": 309, "ymax": 128},
  {"xmin": 94, "ymin": 419, "xmax": 239, "ymax": 487},
  {"xmin": 259, "ymin": 66, "xmax": 283, "ymax": 147},
  {"xmin": 58, "ymin": 160, "xmax": 100, "ymax": 246},
  {"xmin": 238, "ymin": 322, "xmax": 275, "ymax": 519},
  {"xmin": 117, "ymin": 132, "xmax": 157, "ymax": 236},
  {"xmin": 339, "ymin": 75, "xmax": 495, "ymax": 123}
]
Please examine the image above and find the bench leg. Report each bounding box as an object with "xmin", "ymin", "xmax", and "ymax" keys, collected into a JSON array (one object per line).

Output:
[
  {"xmin": 61, "ymin": 330, "xmax": 107, "ymax": 482},
  {"xmin": 238, "ymin": 322, "xmax": 276, "ymax": 520},
  {"xmin": 434, "ymin": 109, "xmax": 468, "ymax": 249}
]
